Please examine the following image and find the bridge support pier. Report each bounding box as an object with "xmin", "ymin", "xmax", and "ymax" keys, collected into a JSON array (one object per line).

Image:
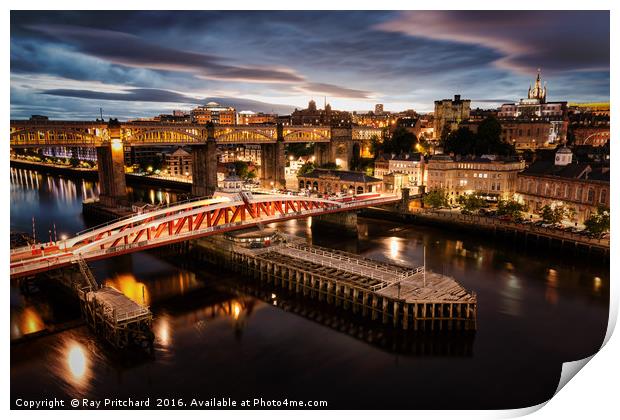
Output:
[
  {"xmin": 260, "ymin": 141, "xmax": 286, "ymax": 189},
  {"xmin": 96, "ymin": 142, "xmax": 127, "ymax": 207},
  {"xmin": 192, "ymin": 138, "xmax": 218, "ymax": 197},
  {"xmin": 311, "ymin": 211, "xmax": 358, "ymax": 237}
]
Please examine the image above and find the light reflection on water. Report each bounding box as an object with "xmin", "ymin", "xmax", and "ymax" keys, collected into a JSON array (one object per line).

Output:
[
  {"xmin": 9, "ymin": 167, "xmax": 610, "ymax": 409},
  {"xmin": 105, "ymin": 274, "xmax": 151, "ymax": 306},
  {"xmin": 58, "ymin": 338, "xmax": 93, "ymax": 396}
]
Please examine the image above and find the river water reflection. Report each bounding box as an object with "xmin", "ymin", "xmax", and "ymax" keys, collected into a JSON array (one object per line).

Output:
[{"xmin": 10, "ymin": 168, "xmax": 609, "ymax": 409}]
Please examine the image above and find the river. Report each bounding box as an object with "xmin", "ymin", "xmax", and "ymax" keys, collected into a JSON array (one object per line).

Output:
[{"xmin": 9, "ymin": 167, "xmax": 609, "ymax": 409}]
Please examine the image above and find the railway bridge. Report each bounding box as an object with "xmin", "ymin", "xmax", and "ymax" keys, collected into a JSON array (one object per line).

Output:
[{"xmin": 10, "ymin": 119, "xmax": 382, "ymax": 205}]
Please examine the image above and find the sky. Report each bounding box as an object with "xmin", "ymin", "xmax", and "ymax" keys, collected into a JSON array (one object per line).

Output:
[{"xmin": 10, "ymin": 10, "xmax": 610, "ymax": 120}]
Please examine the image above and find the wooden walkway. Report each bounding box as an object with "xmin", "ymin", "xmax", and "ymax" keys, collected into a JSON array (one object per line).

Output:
[{"xmin": 198, "ymin": 233, "xmax": 477, "ymax": 331}]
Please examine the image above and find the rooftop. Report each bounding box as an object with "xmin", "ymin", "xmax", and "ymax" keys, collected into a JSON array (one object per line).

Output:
[
  {"xmin": 299, "ymin": 168, "xmax": 382, "ymax": 183},
  {"xmin": 520, "ymin": 161, "xmax": 610, "ymax": 182}
]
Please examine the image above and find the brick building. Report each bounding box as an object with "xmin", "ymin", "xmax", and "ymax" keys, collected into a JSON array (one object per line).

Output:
[{"xmin": 515, "ymin": 147, "xmax": 609, "ymax": 223}]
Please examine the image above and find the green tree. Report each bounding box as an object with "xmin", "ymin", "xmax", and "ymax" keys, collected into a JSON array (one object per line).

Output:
[
  {"xmin": 233, "ymin": 161, "xmax": 249, "ymax": 178},
  {"xmin": 497, "ymin": 199, "xmax": 527, "ymax": 221},
  {"xmin": 457, "ymin": 193, "xmax": 486, "ymax": 212},
  {"xmin": 540, "ymin": 204, "xmax": 566, "ymax": 225},
  {"xmin": 369, "ymin": 135, "xmax": 381, "ymax": 156},
  {"xmin": 297, "ymin": 161, "xmax": 316, "ymax": 176},
  {"xmin": 424, "ymin": 189, "xmax": 449, "ymax": 209},
  {"xmin": 584, "ymin": 205, "xmax": 610, "ymax": 236},
  {"xmin": 442, "ymin": 127, "xmax": 476, "ymax": 155},
  {"xmin": 286, "ymin": 142, "xmax": 314, "ymax": 159}
]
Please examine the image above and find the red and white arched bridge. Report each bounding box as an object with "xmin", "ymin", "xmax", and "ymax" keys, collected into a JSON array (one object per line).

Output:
[{"xmin": 10, "ymin": 193, "xmax": 399, "ymax": 278}]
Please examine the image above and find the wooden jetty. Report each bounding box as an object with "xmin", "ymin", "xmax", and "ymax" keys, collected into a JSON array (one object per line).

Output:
[
  {"xmin": 196, "ymin": 229, "xmax": 477, "ymax": 331},
  {"xmin": 67, "ymin": 256, "xmax": 153, "ymax": 349}
]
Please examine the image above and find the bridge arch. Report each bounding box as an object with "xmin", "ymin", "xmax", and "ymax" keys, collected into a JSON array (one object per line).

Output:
[
  {"xmin": 10, "ymin": 127, "xmax": 104, "ymax": 147},
  {"xmin": 123, "ymin": 127, "xmax": 206, "ymax": 145},
  {"xmin": 214, "ymin": 127, "xmax": 276, "ymax": 143}
]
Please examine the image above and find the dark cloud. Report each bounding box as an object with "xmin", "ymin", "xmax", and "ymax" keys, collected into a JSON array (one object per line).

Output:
[
  {"xmin": 41, "ymin": 88, "xmax": 201, "ymax": 103},
  {"xmin": 9, "ymin": 11, "xmax": 610, "ymax": 118},
  {"xmin": 376, "ymin": 11, "xmax": 609, "ymax": 74},
  {"xmin": 24, "ymin": 24, "xmax": 305, "ymax": 83},
  {"xmin": 36, "ymin": 87, "xmax": 296, "ymax": 115}
]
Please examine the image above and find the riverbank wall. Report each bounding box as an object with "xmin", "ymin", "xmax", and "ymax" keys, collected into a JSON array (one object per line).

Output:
[{"xmin": 360, "ymin": 207, "xmax": 609, "ymax": 257}]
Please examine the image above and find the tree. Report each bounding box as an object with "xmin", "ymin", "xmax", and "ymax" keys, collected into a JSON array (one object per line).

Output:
[
  {"xmin": 297, "ymin": 161, "xmax": 316, "ymax": 176},
  {"xmin": 369, "ymin": 135, "xmax": 381, "ymax": 157},
  {"xmin": 286, "ymin": 142, "xmax": 314, "ymax": 159},
  {"xmin": 424, "ymin": 189, "xmax": 449, "ymax": 209},
  {"xmin": 442, "ymin": 127, "xmax": 476, "ymax": 155},
  {"xmin": 584, "ymin": 205, "xmax": 610, "ymax": 236},
  {"xmin": 457, "ymin": 193, "xmax": 486, "ymax": 212},
  {"xmin": 442, "ymin": 117, "xmax": 516, "ymax": 156},
  {"xmin": 539, "ymin": 204, "xmax": 566, "ymax": 225},
  {"xmin": 233, "ymin": 161, "xmax": 249, "ymax": 178},
  {"xmin": 497, "ymin": 199, "xmax": 527, "ymax": 221},
  {"xmin": 380, "ymin": 127, "xmax": 417, "ymax": 155},
  {"xmin": 476, "ymin": 116, "xmax": 502, "ymax": 153}
]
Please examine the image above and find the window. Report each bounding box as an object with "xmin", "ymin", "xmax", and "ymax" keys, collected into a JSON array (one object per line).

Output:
[
  {"xmin": 587, "ymin": 189, "xmax": 595, "ymax": 203},
  {"xmin": 600, "ymin": 189, "xmax": 607, "ymax": 204}
]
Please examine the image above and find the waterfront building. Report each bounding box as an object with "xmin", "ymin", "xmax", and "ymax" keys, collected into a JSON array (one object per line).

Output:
[
  {"xmin": 297, "ymin": 169, "xmax": 383, "ymax": 194},
  {"xmin": 515, "ymin": 147, "xmax": 610, "ymax": 223},
  {"xmin": 426, "ymin": 154, "xmax": 525, "ymax": 203},
  {"xmin": 433, "ymin": 94, "xmax": 471, "ymax": 139},
  {"xmin": 373, "ymin": 153, "xmax": 425, "ymax": 187},
  {"xmin": 166, "ymin": 147, "xmax": 192, "ymax": 177},
  {"xmin": 42, "ymin": 146, "xmax": 97, "ymax": 162},
  {"xmin": 191, "ymin": 102, "xmax": 237, "ymax": 125}
]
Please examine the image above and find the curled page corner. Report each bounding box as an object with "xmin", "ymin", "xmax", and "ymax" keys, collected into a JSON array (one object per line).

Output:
[{"xmin": 554, "ymin": 355, "xmax": 594, "ymax": 397}]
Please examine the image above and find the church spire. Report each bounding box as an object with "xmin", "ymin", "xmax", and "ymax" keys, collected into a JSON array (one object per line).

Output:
[{"xmin": 528, "ymin": 68, "xmax": 546, "ymax": 102}]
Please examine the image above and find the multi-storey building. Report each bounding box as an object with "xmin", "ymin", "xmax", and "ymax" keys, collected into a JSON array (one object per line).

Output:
[
  {"xmin": 373, "ymin": 153, "xmax": 425, "ymax": 186},
  {"xmin": 191, "ymin": 102, "xmax": 236, "ymax": 125},
  {"xmin": 166, "ymin": 147, "xmax": 192, "ymax": 177},
  {"xmin": 515, "ymin": 147, "xmax": 609, "ymax": 223},
  {"xmin": 218, "ymin": 144, "xmax": 262, "ymax": 164},
  {"xmin": 426, "ymin": 154, "xmax": 525, "ymax": 203},
  {"xmin": 42, "ymin": 146, "xmax": 98, "ymax": 162},
  {"xmin": 433, "ymin": 94, "xmax": 471, "ymax": 139},
  {"xmin": 291, "ymin": 100, "xmax": 352, "ymax": 127},
  {"xmin": 460, "ymin": 118, "xmax": 568, "ymax": 150},
  {"xmin": 498, "ymin": 71, "xmax": 568, "ymax": 119},
  {"xmin": 297, "ymin": 169, "xmax": 383, "ymax": 194},
  {"xmin": 237, "ymin": 111, "xmax": 277, "ymax": 125}
]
